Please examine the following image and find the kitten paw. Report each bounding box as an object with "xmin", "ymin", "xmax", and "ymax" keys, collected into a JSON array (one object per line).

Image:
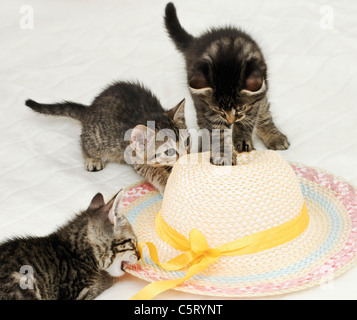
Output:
[
  {"xmin": 235, "ymin": 137, "xmax": 255, "ymax": 153},
  {"xmin": 158, "ymin": 185, "xmax": 166, "ymax": 194},
  {"xmin": 265, "ymin": 133, "xmax": 290, "ymax": 150},
  {"xmin": 85, "ymin": 159, "xmax": 105, "ymax": 172}
]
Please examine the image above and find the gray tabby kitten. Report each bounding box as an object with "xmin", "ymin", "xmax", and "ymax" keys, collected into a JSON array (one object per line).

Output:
[
  {"xmin": 0, "ymin": 191, "xmax": 139, "ymax": 300},
  {"xmin": 164, "ymin": 3, "xmax": 289, "ymax": 164},
  {"xmin": 26, "ymin": 81, "xmax": 189, "ymax": 193}
]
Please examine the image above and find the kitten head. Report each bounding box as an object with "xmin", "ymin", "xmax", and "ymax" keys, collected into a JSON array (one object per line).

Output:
[
  {"xmin": 129, "ymin": 99, "xmax": 191, "ymax": 166},
  {"xmin": 188, "ymin": 31, "xmax": 268, "ymax": 125},
  {"xmin": 86, "ymin": 191, "xmax": 140, "ymax": 277}
]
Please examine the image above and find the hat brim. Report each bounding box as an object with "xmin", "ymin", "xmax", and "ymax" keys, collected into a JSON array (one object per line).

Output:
[{"xmin": 122, "ymin": 163, "xmax": 357, "ymax": 297}]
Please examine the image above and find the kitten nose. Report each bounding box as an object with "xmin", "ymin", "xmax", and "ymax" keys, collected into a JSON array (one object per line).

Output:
[{"xmin": 225, "ymin": 111, "xmax": 236, "ymax": 125}]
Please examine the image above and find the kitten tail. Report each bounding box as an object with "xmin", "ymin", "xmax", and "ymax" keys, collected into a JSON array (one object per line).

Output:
[
  {"xmin": 164, "ymin": 3, "xmax": 194, "ymax": 52},
  {"xmin": 25, "ymin": 99, "xmax": 88, "ymax": 121}
]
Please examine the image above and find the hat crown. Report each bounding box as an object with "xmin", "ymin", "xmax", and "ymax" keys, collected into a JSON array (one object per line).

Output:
[{"xmin": 161, "ymin": 151, "xmax": 305, "ymax": 247}]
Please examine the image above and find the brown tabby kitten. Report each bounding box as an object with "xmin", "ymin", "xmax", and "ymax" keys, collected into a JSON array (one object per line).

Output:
[
  {"xmin": 25, "ymin": 81, "xmax": 190, "ymax": 193},
  {"xmin": 0, "ymin": 191, "xmax": 139, "ymax": 300},
  {"xmin": 164, "ymin": 3, "xmax": 290, "ymax": 164}
]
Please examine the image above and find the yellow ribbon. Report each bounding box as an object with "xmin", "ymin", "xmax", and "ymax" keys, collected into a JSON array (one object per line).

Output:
[{"xmin": 130, "ymin": 203, "xmax": 309, "ymax": 300}]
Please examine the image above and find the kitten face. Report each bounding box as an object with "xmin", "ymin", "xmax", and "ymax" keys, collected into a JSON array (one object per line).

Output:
[
  {"xmin": 87, "ymin": 192, "xmax": 140, "ymax": 277},
  {"xmin": 188, "ymin": 36, "xmax": 268, "ymax": 126},
  {"xmin": 150, "ymin": 127, "xmax": 191, "ymax": 166},
  {"xmin": 105, "ymin": 226, "xmax": 139, "ymax": 277},
  {"xmin": 129, "ymin": 99, "xmax": 191, "ymax": 166}
]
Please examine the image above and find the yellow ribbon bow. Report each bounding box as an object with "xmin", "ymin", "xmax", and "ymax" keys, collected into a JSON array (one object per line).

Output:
[{"xmin": 130, "ymin": 204, "xmax": 309, "ymax": 300}]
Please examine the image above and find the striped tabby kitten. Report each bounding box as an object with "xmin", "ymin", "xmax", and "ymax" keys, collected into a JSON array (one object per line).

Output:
[
  {"xmin": 164, "ymin": 3, "xmax": 289, "ymax": 164},
  {"xmin": 0, "ymin": 191, "xmax": 139, "ymax": 300},
  {"xmin": 26, "ymin": 81, "xmax": 189, "ymax": 193}
]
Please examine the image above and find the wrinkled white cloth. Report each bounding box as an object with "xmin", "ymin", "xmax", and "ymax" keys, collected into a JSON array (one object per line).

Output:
[{"xmin": 0, "ymin": 0, "xmax": 356, "ymax": 299}]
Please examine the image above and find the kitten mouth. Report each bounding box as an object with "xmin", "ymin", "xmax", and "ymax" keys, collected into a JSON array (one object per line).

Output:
[
  {"xmin": 121, "ymin": 261, "xmax": 129, "ymax": 271},
  {"xmin": 121, "ymin": 255, "xmax": 138, "ymax": 271}
]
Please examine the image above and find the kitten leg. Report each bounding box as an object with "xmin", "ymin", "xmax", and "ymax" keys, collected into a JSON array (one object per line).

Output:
[
  {"xmin": 4, "ymin": 287, "xmax": 41, "ymax": 300},
  {"xmin": 76, "ymin": 272, "xmax": 113, "ymax": 300},
  {"xmin": 81, "ymin": 137, "xmax": 106, "ymax": 172},
  {"xmin": 133, "ymin": 164, "xmax": 170, "ymax": 194},
  {"xmin": 256, "ymin": 103, "xmax": 290, "ymax": 150},
  {"xmin": 233, "ymin": 120, "xmax": 256, "ymax": 153},
  {"xmin": 210, "ymin": 129, "xmax": 238, "ymax": 166},
  {"xmin": 77, "ymin": 284, "xmax": 107, "ymax": 300},
  {"xmin": 2, "ymin": 272, "xmax": 43, "ymax": 300}
]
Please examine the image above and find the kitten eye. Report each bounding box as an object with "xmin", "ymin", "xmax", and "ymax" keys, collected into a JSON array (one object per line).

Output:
[{"xmin": 164, "ymin": 148, "xmax": 176, "ymax": 156}]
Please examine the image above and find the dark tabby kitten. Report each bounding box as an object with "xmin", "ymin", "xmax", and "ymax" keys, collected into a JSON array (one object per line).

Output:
[
  {"xmin": 0, "ymin": 191, "xmax": 139, "ymax": 300},
  {"xmin": 164, "ymin": 3, "xmax": 289, "ymax": 164},
  {"xmin": 25, "ymin": 81, "xmax": 189, "ymax": 193}
]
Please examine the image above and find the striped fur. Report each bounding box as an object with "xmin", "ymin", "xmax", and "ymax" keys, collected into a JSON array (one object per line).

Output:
[
  {"xmin": 26, "ymin": 81, "xmax": 189, "ymax": 193},
  {"xmin": 164, "ymin": 3, "xmax": 289, "ymax": 163},
  {"xmin": 0, "ymin": 192, "xmax": 139, "ymax": 300}
]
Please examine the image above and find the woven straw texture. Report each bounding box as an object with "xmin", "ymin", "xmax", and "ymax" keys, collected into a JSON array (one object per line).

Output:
[{"xmin": 123, "ymin": 151, "xmax": 357, "ymax": 297}]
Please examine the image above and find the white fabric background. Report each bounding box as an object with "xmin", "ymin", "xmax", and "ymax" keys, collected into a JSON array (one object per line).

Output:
[{"xmin": 0, "ymin": 0, "xmax": 356, "ymax": 300}]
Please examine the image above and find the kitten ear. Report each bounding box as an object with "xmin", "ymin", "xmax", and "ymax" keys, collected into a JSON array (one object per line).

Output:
[
  {"xmin": 130, "ymin": 125, "xmax": 156, "ymax": 151},
  {"xmin": 88, "ymin": 193, "xmax": 105, "ymax": 211},
  {"xmin": 189, "ymin": 74, "xmax": 210, "ymax": 90},
  {"xmin": 189, "ymin": 74, "xmax": 213, "ymax": 96},
  {"xmin": 188, "ymin": 61, "xmax": 213, "ymax": 94},
  {"xmin": 164, "ymin": 98, "xmax": 186, "ymax": 126},
  {"xmin": 107, "ymin": 190, "xmax": 125, "ymax": 225},
  {"xmin": 242, "ymin": 71, "xmax": 266, "ymax": 94}
]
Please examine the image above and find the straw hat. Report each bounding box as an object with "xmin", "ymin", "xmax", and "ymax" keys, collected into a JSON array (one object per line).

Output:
[{"xmin": 121, "ymin": 151, "xmax": 357, "ymax": 299}]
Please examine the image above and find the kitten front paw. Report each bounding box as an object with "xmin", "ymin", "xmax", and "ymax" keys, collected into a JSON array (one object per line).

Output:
[
  {"xmin": 85, "ymin": 158, "xmax": 105, "ymax": 172},
  {"xmin": 235, "ymin": 137, "xmax": 255, "ymax": 153},
  {"xmin": 265, "ymin": 132, "xmax": 290, "ymax": 150},
  {"xmin": 158, "ymin": 185, "xmax": 166, "ymax": 195}
]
